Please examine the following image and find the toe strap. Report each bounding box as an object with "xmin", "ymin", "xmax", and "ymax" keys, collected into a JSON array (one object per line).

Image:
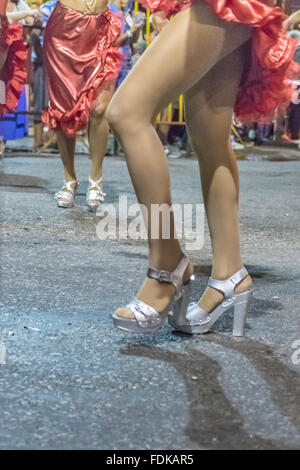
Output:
[
  {"xmin": 86, "ymin": 189, "xmax": 105, "ymax": 202},
  {"xmin": 186, "ymin": 303, "xmax": 210, "ymax": 326},
  {"xmin": 54, "ymin": 190, "xmax": 74, "ymax": 201},
  {"xmin": 55, "ymin": 180, "xmax": 78, "ymax": 200},
  {"xmin": 128, "ymin": 299, "xmax": 162, "ymax": 328}
]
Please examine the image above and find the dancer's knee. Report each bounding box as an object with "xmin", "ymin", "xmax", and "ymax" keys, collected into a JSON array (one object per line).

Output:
[
  {"xmin": 91, "ymin": 101, "xmax": 108, "ymax": 120},
  {"xmin": 106, "ymin": 96, "xmax": 150, "ymax": 135},
  {"xmin": 105, "ymin": 100, "xmax": 122, "ymax": 130},
  {"xmin": 106, "ymin": 101, "xmax": 135, "ymax": 134},
  {"xmin": 190, "ymin": 130, "xmax": 233, "ymax": 162}
]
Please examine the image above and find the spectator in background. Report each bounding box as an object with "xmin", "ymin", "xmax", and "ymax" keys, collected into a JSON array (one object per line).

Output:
[
  {"xmin": 0, "ymin": 0, "xmax": 40, "ymax": 152},
  {"xmin": 32, "ymin": 0, "xmax": 58, "ymax": 151},
  {"xmin": 288, "ymin": 28, "xmax": 300, "ymax": 63},
  {"xmin": 39, "ymin": 0, "xmax": 57, "ymax": 24},
  {"xmin": 131, "ymin": 33, "xmax": 147, "ymax": 67},
  {"xmin": 0, "ymin": 0, "xmax": 9, "ymax": 159},
  {"xmin": 0, "ymin": 1, "xmax": 8, "ymax": 84},
  {"xmin": 7, "ymin": 0, "xmax": 40, "ymax": 25},
  {"xmin": 283, "ymin": 8, "xmax": 300, "ymax": 32},
  {"xmin": 24, "ymin": 0, "xmax": 58, "ymax": 151},
  {"xmin": 284, "ymin": 26, "xmax": 300, "ymax": 142},
  {"xmin": 30, "ymin": 17, "xmax": 49, "ymax": 150},
  {"xmin": 109, "ymin": 1, "xmax": 145, "ymax": 86}
]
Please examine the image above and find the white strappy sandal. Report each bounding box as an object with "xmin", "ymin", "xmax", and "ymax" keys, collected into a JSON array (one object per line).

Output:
[
  {"xmin": 112, "ymin": 256, "xmax": 194, "ymax": 334},
  {"xmin": 54, "ymin": 180, "xmax": 79, "ymax": 208},
  {"xmin": 168, "ymin": 266, "xmax": 254, "ymax": 337},
  {"xmin": 86, "ymin": 177, "xmax": 106, "ymax": 212}
]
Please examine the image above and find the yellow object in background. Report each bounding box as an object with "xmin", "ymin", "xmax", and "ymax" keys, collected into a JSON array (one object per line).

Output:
[
  {"xmin": 27, "ymin": 0, "xmax": 43, "ymax": 7},
  {"xmin": 146, "ymin": 9, "xmax": 151, "ymax": 47}
]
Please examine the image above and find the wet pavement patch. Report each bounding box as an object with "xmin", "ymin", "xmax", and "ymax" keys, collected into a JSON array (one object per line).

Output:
[{"xmin": 0, "ymin": 173, "xmax": 48, "ymax": 192}]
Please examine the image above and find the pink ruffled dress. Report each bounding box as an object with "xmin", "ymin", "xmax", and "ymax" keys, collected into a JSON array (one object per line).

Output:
[
  {"xmin": 141, "ymin": 0, "xmax": 300, "ymax": 123},
  {"xmin": 42, "ymin": 3, "xmax": 122, "ymax": 137},
  {"xmin": 0, "ymin": 7, "xmax": 28, "ymax": 115}
]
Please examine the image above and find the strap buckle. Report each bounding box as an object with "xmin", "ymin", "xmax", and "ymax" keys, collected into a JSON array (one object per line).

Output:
[
  {"xmin": 147, "ymin": 267, "xmax": 171, "ymax": 283},
  {"xmin": 158, "ymin": 270, "xmax": 171, "ymax": 283}
]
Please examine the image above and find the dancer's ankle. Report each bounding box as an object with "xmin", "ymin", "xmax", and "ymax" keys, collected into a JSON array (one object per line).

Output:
[
  {"xmin": 208, "ymin": 260, "xmax": 253, "ymax": 299},
  {"xmin": 64, "ymin": 174, "xmax": 77, "ymax": 183},
  {"xmin": 89, "ymin": 172, "xmax": 102, "ymax": 182},
  {"xmin": 149, "ymin": 248, "xmax": 193, "ymax": 286},
  {"xmin": 149, "ymin": 247, "xmax": 184, "ymax": 271},
  {"xmin": 62, "ymin": 176, "xmax": 77, "ymax": 192},
  {"xmin": 211, "ymin": 260, "xmax": 244, "ymax": 280}
]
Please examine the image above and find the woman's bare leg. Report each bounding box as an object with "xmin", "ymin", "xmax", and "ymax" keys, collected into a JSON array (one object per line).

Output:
[
  {"xmin": 88, "ymin": 82, "xmax": 115, "ymax": 184},
  {"xmin": 106, "ymin": 2, "xmax": 251, "ymax": 317},
  {"xmin": 56, "ymin": 129, "xmax": 77, "ymax": 191},
  {"xmin": 184, "ymin": 47, "xmax": 252, "ymax": 313},
  {"xmin": 55, "ymin": 83, "xmax": 114, "ymax": 198}
]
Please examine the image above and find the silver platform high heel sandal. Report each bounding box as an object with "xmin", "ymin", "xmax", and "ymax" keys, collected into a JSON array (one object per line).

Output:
[
  {"xmin": 168, "ymin": 266, "xmax": 253, "ymax": 337},
  {"xmin": 54, "ymin": 180, "xmax": 79, "ymax": 208},
  {"xmin": 112, "ymin": 256, "xmax": 194, "ymax": 334},
  {"xmin": 86, "ymin": 177, "xmax": 106, "ymax": 212}
]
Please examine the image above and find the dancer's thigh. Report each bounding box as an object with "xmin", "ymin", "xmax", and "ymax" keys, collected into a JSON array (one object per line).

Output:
[
  {"xmin": 109, "ymin": 2, "xmax": 251, "ymax": 120},
  {"xmin": 184, "ymin": 45, "xmax": 245, "ymax": 153}
]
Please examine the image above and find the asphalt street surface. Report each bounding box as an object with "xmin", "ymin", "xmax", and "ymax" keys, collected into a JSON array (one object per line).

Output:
[{"xmin": 0, "ymin": 151, "xmax": 299, "ymax": 450}]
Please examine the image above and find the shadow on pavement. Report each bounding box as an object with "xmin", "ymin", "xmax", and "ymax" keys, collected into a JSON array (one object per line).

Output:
[
  {"xmin": 120, "ymin": 336, "xmax": 300, "ymax": 450},
  {"xmin": 0, "ymin": 173, "xmax": 48, "ymax": 192}
]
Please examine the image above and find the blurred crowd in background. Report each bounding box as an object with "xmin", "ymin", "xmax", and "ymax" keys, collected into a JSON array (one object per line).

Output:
[{"xmin": 1, "ymin": 0, "xmax": 300, "ymax": 159}]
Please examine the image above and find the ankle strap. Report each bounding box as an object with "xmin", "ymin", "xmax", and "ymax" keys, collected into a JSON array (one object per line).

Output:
[
  {"xmin": 208, "ymin": 266, "xmax": 248, "ymax": 298},
  {"xmin": 63, "ymin": 180, "xmax": 78, "ymax": 193},
  {"xmin": 147, "ymin": 256, "xmax": 190, "ymax": 293},
  {"xmin": 88, "ymin": 177, "xmax": 102, "ymax": 189}
]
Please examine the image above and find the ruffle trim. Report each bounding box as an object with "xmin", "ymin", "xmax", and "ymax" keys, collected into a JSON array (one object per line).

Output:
[
  {"xmin": 0, "ymin": 22, "xmax": 28, "ymax": 115},
  {"xmin": 139, "ymin": 0, "xmax": 191, "ymax": 17},
  {"xmin": 42, "ymin": 11, "xmax": 122, "ymax": 137},
  {"xmin": 204, "ymin": 0, "xmax": 300, "ymax": 123},
  {"xmin": 139, "ymin": 0, "xmax": 300, "ymax": 123},
  {"xmin": 235, "ymin": 30, "xmax": 299, "ymax": 123},
  {"xmin": 2, "ymin": 20, "xmax": 24, "ymax": 46}
]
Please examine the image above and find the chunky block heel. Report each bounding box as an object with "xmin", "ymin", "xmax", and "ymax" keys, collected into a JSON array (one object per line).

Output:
[
  {"xmin": 232, "ymin": 291, "xmax": 253, "ymax": 337},
  {"xmin": 169, "ymin": 276, "xmax": 194, "ymax": 328},
  {"xmin": 168, "ymin": 266, "xmax": 253, "ymax": 336}
]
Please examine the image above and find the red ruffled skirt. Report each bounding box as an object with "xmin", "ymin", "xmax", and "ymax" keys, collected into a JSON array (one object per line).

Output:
[
  {"xmin": 140, "ymin": 0, "xmax": 300, "ymax": 123},
  {"xmin": 0, "ymin": 17, "xmax": 28, "ymax": 115},
  {"xmin": 42, "ymin": 3, "xmax": 122, "ymax": 137}
]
